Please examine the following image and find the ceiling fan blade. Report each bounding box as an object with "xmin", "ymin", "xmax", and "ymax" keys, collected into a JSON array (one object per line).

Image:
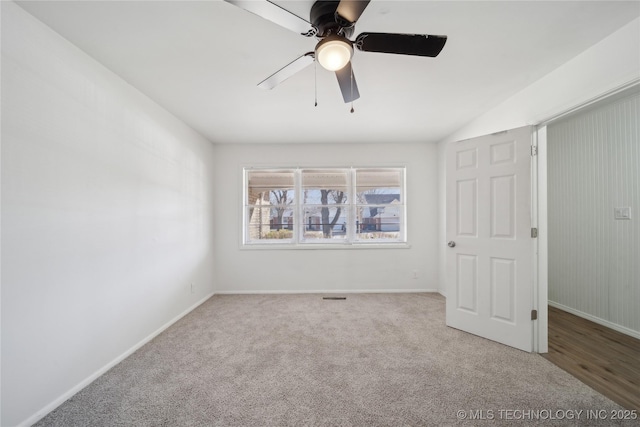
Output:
[
  {"xmin": 355, "ymin": 32, "xmax": 447, "ymax": 57},
  {"xmin": 258, "ymin": 53, "xmax": 315, "ymax": 90},
  {"xmin": 224, "ymin": 0, "xmax": 316, "ymax": 36},
  {"xmin": 336, "ymin": 0, "xmax": 371, "ymax": 24},
  {"xmin": 335, "ymin": 62, "xmax": 360, "ymax": 103}
]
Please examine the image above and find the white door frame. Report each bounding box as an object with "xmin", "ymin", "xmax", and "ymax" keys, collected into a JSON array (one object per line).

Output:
[
  {"xmin": 533, "ymin": 79, "xmax": 640, "ymax": 353},
  {"xmin": 533, "ymin": 126, "xmax": 548, "ymax": 353}
]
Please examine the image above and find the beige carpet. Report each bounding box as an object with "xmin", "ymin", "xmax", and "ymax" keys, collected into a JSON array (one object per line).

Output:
[{"xmin": 36, "ymin": 293, "xmax": 633, "ymax": 426}]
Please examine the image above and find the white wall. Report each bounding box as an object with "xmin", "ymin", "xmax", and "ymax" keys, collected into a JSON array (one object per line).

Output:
[
  {"xmin": 437, "ymin": 17, "xmax": 640, "ymax": 295},
  {"xmin": 547, "ymin": 90, "xmax": 640, "ymax": 338},
  {"xmin": 214, "ymin": 142, "xmax": 439, "ymax": 293},
  {"xmin": 440, "ymin": 18, "xmax": 640, "ymax": 145},
  {"xmin": 1, "ymin": 3, "xmax": 216, "ymax": 426}
]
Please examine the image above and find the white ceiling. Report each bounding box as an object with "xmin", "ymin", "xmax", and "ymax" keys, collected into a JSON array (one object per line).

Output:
[{"xmin": 16, "ymin": 1, "xmax": 640, "ymax": 144}]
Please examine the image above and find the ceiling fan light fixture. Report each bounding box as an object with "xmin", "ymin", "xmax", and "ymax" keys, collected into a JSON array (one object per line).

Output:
[{"xmin": 315, "ymin": 35, "xmax": 353, "ymax": 71}]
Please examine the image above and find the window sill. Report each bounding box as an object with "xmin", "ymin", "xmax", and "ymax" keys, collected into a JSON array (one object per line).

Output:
[{"xmin": 240, "ymin": 242, "xmax": 411, "ymax": 250}]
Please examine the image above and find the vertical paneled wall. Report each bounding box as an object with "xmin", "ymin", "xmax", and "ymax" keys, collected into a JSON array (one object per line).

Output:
[{"xmin": 548, "ymin": 89, "xmax": 640, "ymax": 337}]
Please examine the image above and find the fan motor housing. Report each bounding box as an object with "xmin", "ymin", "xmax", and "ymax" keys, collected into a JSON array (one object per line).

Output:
[{"xmin": 310, "ymin": 0, "xmax": 354, "ymax": 39}]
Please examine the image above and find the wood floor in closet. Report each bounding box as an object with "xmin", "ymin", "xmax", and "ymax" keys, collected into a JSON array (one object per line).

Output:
[{"xmin": 542, "ymin": 306, "xmax": 640, "ymax": 411}]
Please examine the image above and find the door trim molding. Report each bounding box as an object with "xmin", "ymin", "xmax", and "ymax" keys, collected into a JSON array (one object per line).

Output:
[
  {"xmin": 538, "ymin": 78, "xmax": 640, "ymax": 127},
  {"xmin": 534, "ymin": 80, "xmax": 640, "ymax": 353},
  {"xmin": 533, "ymin": 126, "xmax": 548, "ymax": 353}
]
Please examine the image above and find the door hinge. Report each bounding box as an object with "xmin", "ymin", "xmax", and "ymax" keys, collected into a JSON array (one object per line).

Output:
[
  {"xmin": 531, "ymin": 145, "xmax": 538, "ymax": 156},
  {"xmin": 531, "ymin": 227, "xmax": 538, "ymax": 238},
  {"xmin": 531, "ymin": 309, "xmax": 538, "ymax": 321}
]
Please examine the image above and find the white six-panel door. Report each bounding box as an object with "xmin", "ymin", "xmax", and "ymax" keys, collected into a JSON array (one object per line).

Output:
[{"xmin": 446, "ymin": 126, "xmax": 534, "ymax": 352}]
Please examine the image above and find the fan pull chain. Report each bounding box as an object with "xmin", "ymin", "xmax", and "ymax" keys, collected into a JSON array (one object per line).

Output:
[
  {"xmin": 350, "ymin": 64, "xmax": 355, "ymax": 113},
  {"xmin": 314, "ymin": 60, "xmax": 318, "ymax": 107}
]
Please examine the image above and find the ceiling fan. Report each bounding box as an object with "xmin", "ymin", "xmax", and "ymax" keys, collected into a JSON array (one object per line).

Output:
[{"xmin": 225, "ymin": 0, "xmax": 447, "ymax": 103}]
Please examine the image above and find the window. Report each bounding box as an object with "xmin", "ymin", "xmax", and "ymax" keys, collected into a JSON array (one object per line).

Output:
[
  {"xmin": 244, "ymin": 167, "xmax": 405, "ymax": 246},
  {"xmin": 245, "ymin": 170, "xmax": 295, "ymax": 242}
]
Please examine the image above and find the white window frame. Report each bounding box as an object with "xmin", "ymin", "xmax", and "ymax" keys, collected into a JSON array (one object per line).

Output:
[{"xmin": 243, "ymin": 167, "xmax": 407, "ymax": 248}]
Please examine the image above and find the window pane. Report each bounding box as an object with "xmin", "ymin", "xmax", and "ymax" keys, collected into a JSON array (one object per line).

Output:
[
  {"xmin": 356, "ymin": 168, "xmax": 402, "ymax": 203},
  {"xmin": 355, "ymin": 168, "xmax": 403, "ymax": 242},
  {"xmin": 302, "ymin": 169, "xmax": 348, "ymax": 204},
  {"xmin": 303, "ymin": 205, "xmax": 347, "ymax": 240},
  {"xmin": 246, "ymin": 206, "xmax": 294, "ymax": 242},
  {"xmin": 247, "ymin": 170, "xmax": 295, "ymax": 205},
  {"xmin": 355, "ymin": 205, "xmax": 403, "ymax": 241}
]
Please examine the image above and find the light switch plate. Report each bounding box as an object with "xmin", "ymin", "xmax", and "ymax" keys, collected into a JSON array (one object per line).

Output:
[{"xmin": 614, "ymin": 207, "xmax": 631, "ymax": 220}]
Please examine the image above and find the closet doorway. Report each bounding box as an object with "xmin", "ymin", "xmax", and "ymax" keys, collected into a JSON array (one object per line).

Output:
[{"xmin": 540, "ymin": 83, "xmax": 640, "ymax": 410}]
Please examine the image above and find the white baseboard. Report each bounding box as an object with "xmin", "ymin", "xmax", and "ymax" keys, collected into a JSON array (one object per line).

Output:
[
  {"xmin": 548, "ymin": 301, "xmax": 640, "ymax": 340},
  {"xmin": 20, "ymin": 292, "xmax": 215, "ymax": 427},
  {"xmin": 214, "ymin": 289, "xmax": 439, "ymax": 295}
]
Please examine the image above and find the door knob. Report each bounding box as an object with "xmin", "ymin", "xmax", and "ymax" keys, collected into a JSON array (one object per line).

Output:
[{"xmin": 447, "ymin": 241, "xmax": 456, "ymax": 248}]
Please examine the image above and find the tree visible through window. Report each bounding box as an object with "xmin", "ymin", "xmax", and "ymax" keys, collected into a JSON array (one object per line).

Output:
[{"xmin": 244, "ymin": 167, "xmax": 405, "ymax": 245}]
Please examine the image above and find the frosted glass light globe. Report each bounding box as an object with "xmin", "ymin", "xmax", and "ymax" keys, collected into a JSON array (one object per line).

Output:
[{"xmin": 315, "ymin": 36, "xmax": 353, "ymax": 71}]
